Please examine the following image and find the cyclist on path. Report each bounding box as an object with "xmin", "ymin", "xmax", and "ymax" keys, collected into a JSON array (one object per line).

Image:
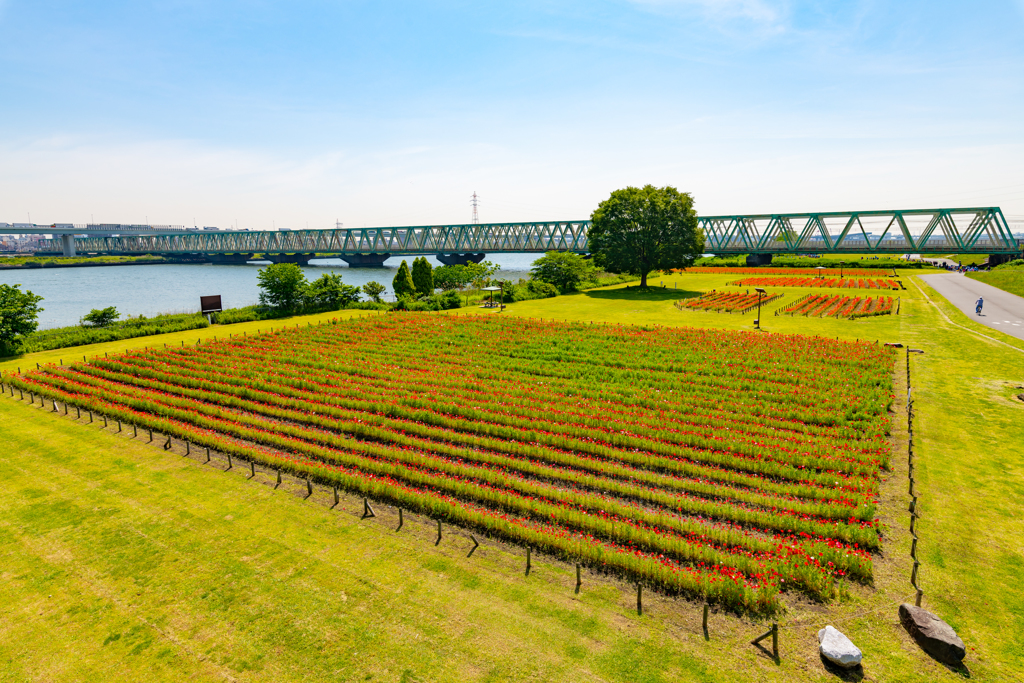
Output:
[{"xmin": 976, "ymin": 296, "xmax": 984, "ymax": 315}]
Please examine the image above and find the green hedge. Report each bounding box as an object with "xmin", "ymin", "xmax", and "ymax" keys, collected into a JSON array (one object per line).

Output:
[{"xmin": 17, "ymin": 313, "xmax": 210, "ymax": 354}]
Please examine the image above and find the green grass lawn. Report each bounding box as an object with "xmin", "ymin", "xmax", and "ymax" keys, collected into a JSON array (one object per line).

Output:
[
  {"xmin": 923, "ymin": 254, "xmax": 990, "ymax": 266},
  {"xmin": 1, "ymin": 270, "xmax": 1023, "ymax": 681},
  {"xmin": 967, "ymin": 269, "xmax": 1024, "ymax": 298}
]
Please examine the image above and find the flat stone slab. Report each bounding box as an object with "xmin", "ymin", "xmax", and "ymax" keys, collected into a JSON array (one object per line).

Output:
[
  {"xmin": 899, "ymin": 603, "xmax": 966, "ymax": 666},
  {"xmin": 817, "ymin": 625, "xmax": 862, "ymax": 668}
]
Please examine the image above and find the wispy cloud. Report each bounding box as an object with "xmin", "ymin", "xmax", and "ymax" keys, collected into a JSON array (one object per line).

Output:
[{"xmin": 627, "ymin": 0, "xmax": 789, "ymax": 33}]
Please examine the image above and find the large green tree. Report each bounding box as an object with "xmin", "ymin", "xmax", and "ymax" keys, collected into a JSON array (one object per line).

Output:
[
  {"xmin": 411, "ymin": 256, "xmax": 434, "ymax": 296},
  {"xmin": 392, "ymin": 260, "xmax": 416, "ymax": 299},
  {"xmin": 530, "ymin": 251, "xmax": 594, "ymax": 292},
  {"xmin": 257, "ymin": 263, "xmax": 308, "ymax": 310},
  {"xmin": 588, "ymin": 185, "xmax": 704, "ymax": 287},
  {"xmin": 0, "ymin": 283, "xmax": 44, "ymax": 355}
]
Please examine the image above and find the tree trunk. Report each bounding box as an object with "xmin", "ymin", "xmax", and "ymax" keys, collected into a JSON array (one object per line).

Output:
[{"xmin": 640, "ymin": 270, "xmax": 648, "ymax": 287}]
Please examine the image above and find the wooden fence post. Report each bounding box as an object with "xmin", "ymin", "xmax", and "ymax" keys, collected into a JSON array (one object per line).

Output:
[
  {"xmin": 435, "ymin": 519, "xmax": 442, "ymax": 546},
  {"xmin": 249, "ymin": 461, "xmax": 255, "ymax": 479},
  {"xmin": 637, "ymin": 584, "xmax": 643, "ymax": 616},
  {"xmin": 206, "ymin": 447, "xmax": 211, "ymax": 463},
  {"xmin": 525, "ymin": 547, "xmax": 531, "ymax": 575},
  {"xmin": 703, "ymin": 604, "xmax": 710, "ymax": 640},
  {"xmin": 332, "ymin": 486, "xmax": 339, "ymax": 508},
  {"xmin": 275, "ymin": 468, "xmax": 281, "ymax": 487},
  {"xmin": 305, "ymin": 478, "xmax": 312, "ymax": 498},
  {"xmin": 752, "ymin": 622, "xmax": 779, "ymax": 660},
  {"xmin": 467, "ymin": 535, "xmax": 479, "ymax": 558},
  {"xmin": 185, "ymin": 441, "xmax": 190, "ymax": 456},
  {"xmin": 363, "ymin": 498, "xmax": 376, "ymax": 519},
  {"xmin": 227, "ymin": 453, "xmax": 233, "ymax": 470},
  {"xmin": 575, "ymin": 564, "xmax": 582, "ymax": 594},
  {"xmin": 396, "ymin": 508, "xmax": 403, "ymax": 531},
  {"xmin": 163, "ymin": 436, "xmax": 171, "ymax": 450},
  {"xmin": 102, "ymin": 415, "xmax": 107, "ymax": 428}
]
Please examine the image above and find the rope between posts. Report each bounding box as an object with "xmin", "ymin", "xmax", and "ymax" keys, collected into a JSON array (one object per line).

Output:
[{"xmin": 779, "ymin": 591, "xmax": 919, "ymax": 632}]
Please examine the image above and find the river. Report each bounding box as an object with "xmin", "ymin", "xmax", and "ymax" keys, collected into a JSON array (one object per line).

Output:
[{"xmin": 0, "ymin": 254, "xmax": 539, "ymax": 330}]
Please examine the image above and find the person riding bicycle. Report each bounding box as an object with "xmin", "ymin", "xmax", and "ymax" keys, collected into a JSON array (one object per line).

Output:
[{"xmin": 976, "ymin": 296, "xmax": 984, "ymax": 315}]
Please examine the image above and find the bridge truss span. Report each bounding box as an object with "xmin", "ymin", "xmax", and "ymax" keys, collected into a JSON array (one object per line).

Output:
[
  {"xmin": 34, "ymin": 207, "xmax": 1018, "ymax": 258},
  {"xmin": 703, "ymin": 207, "xmax": 1016, "ymax": 255},
  {"xmin": 57, "ymin": 221, "xmax": 590, "ymax": 257}
]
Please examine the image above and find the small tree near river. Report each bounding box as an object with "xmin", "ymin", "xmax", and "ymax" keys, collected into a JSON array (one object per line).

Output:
[{"xmin": 0, "ymin": 283, "xmax": 44, "ymax": 355}]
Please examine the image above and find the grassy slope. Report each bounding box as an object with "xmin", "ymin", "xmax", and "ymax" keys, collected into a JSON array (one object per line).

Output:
[
  {"xmin": 1, "ymin": 270, "xmax": 1022, "ymax": 681},
  {"xmin": 967, "ymin": 269, "xmax": 1024, "ymax": 298}
]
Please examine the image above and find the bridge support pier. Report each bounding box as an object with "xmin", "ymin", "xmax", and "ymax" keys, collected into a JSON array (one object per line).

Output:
[
  {"xmin": 262, "ymin": 253, "xmax": 315, "ymax": 266},
  {"xmin": 987, "ymin": 253, "xmax": 1019, "ymax": 267},
  {"xmin": 436, "ymin": 252, "xmax": 486, "ymax": 266},
  {"xmin": 207, "ymin": 253, "xmax": 254, "ymax": 265},
  {"xmin": 60, "ymin": 234, "xmax": 76, "ymax": 257},
  {"xmin": 340, "ymin": 252, "xmax": 390, "ymax": 268},
  {"xmin": 745, "ymin": 253, "xmax": 773, "ymax": 266}
]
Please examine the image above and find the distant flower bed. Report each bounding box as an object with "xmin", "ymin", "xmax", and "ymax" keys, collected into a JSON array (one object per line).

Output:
[
  {"xmin": 682, "ymin": 267, "xmax": 893, "ymax": 276},
  {"xmin": 781, "ymin": 294, "xmax": 896, "ymax": 319},
  {"xmin": 677, "ymin": 291, "xmax": 782, "ymax": 314},
  {"xmin": 729, "ymin": 276, "xmax": 901, "ymax": 290}
]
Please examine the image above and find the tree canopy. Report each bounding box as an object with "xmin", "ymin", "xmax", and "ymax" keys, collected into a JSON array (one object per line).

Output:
[
  {"xmin": 530, "ymin": 251, "xmax": 594, "ymax": 292},
  {"xmin": 305, "ymin": 273, "xmax": 360, "ymax": 309},
  {"xmin": 588, "ymin": 185, "xmax": 703, "ymax": 287},
  {"xmin": 393, "ymin": 260, "xmax": 416, "ymax": 299},
  {"xmin": 411, "ymin": 256, "xmax": 434, "ymax": 296},
  {"xmin": 82, "ymin": 306, "xmax": 120, "ymax": 327},
  {"xmin": 0, "ymin": 283, "xmax": 44, "ymax": 355},
  {"xmin": 362, "ymin": 281, "xmax": 386, "ymax": 303},
  {"xmin": 434, "ymin": 261, "xmax": 499, "ymax": 291},
  {"xmin": 257, "ymin": 263, "xmax": 308, "ymax": 310}
]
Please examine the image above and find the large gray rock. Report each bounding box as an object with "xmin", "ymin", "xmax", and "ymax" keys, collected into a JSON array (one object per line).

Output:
[
  {"xmin": 899, "ymin": 603, "xmax": 966, "ymax": 666},
  {"xmin": 817, "ymin": 625, "xmax": 862, "ymax": 668}
]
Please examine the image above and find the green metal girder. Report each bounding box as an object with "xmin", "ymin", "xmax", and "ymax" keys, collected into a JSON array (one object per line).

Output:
[{"xmin": 45, "ymin": 208, "xmax": 1019, "ymax": 256}]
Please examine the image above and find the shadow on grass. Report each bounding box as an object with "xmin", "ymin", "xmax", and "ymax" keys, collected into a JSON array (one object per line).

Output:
[
  {"xmin": 584, "ymin": 287, "xmax": 701, "ymax": 302},
  {"xmin": 819, "ymin": 655, "xmax": 864, "ymax": 681}
]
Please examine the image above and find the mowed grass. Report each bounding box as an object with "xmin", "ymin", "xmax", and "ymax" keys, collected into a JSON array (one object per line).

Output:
[
  {"xmin": 967, "ymin": 269, "xmax": 1024, "ymax": 298},
  {"xmin": 0, "ymin": 267, "xmax": 1023, "ymax": 681}
]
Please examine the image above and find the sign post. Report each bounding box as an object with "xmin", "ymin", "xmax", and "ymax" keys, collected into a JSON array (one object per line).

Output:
[{"xmin": 200, "ymin": 295, "xmax": 223, "ymax": 323}]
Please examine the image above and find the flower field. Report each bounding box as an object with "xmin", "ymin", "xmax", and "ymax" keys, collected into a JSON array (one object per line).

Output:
[
  {"xmin": 4, "ymin": 316, "xmax": 895, "ymax": 615},
  {"xmin": 677, "ymin": 291, "xmax": 783, "ymax": 313},
  {"xmin": 782, "ymin": 294, "xmax": 896, "ymax": 319},
  {"xmin": 729, "ymin": 276, "xmax": 900, "ymax": 290},
  {"xmin": 684, "ymin": 267, "xmax": 893, "ymax": 276}
]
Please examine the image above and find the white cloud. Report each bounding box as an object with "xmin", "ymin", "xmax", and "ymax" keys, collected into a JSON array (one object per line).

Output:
[{"xmin": 628, "ymin": 0, "xmax": 788, "ymax": 31}]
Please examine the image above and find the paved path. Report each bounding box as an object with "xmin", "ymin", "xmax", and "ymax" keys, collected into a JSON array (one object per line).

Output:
[{"xmin": 920, "ymin": 273, "xmax": 1024, "ymax": 341}]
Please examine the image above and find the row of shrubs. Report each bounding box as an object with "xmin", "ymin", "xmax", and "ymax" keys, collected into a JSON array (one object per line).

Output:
[{"xmin": 19, "ymin": 312, "xmax": 211, "ymax": 354}]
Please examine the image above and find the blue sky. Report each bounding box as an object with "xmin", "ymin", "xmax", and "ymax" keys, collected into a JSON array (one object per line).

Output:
[{"xmin": 1, "ymin": 0, "xmax": 1023, "ymax": 229}]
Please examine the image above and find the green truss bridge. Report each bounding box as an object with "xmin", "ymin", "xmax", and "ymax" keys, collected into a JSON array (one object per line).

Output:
[{"xmin": 23, "ymin": 206, "xmax": 1020, "ymax": 266}]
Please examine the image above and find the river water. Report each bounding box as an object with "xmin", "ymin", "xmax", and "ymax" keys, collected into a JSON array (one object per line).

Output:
[{"xmin": 0, "ymin": 254, "xmax": 539, "ymax": 330}]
